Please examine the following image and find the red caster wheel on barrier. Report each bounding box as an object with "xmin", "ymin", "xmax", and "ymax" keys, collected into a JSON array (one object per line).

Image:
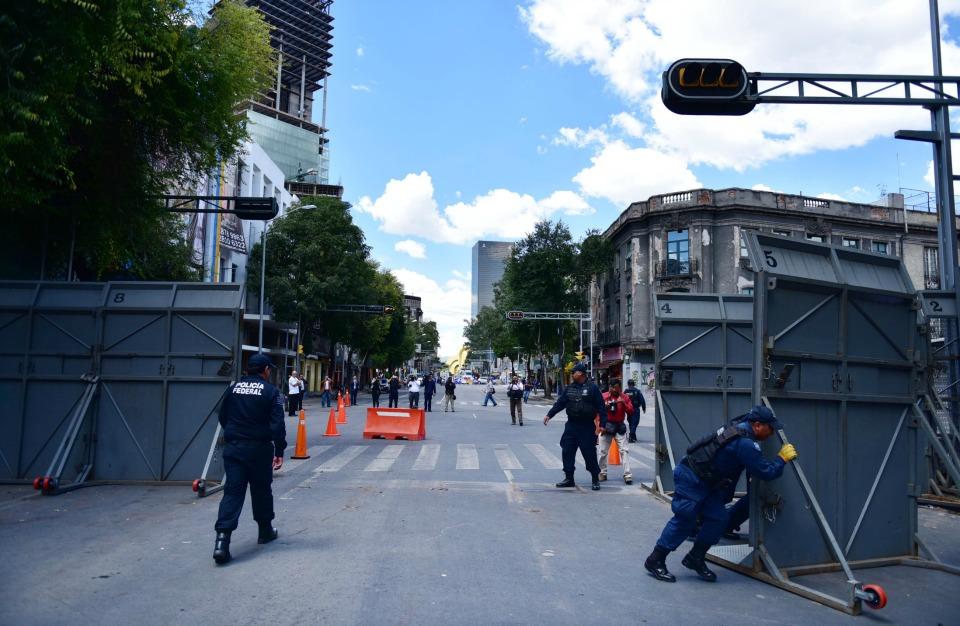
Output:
[
  {"xmin": 192, "ymin": 479, "xmax": 203, "ymax": 493},
  {"xmin": 41, "ymin": 477, "xmax": 55, "ymax": 493},
  {"xmin": 861, "ymin": 584, "xmax": 888, "ymax": 610},
  {"xmin": 33, "ymin": 477, "xmax": 43, "ymax": 490}
]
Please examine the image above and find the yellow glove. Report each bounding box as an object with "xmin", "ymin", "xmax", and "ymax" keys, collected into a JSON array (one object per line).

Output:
[{"xmin": 778, "ymin": 443, "xmax": 797, "ymax": 463}]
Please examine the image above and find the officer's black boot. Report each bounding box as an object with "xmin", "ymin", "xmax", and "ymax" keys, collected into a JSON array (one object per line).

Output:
[
  {"xmin": 257, "ymin": 522, "xmax": 278, "ymax": 544},
  {"xmin": 591, "ymin": 474, "xmax": 601, "ymax": 491},
  {"xmin": 213, "ymin": 531, "xmax": 232, "ymax": 565},
  {"xmin": 681, "ymin": 542, "xmax": 718, "ymax": 582},
  {"xmin": 644, "ymin": 545, "xmax": 676, "ymax": 582},
  {"xmin": 555, "ymin": 473, "xmax": 575, "ymax": 488}
]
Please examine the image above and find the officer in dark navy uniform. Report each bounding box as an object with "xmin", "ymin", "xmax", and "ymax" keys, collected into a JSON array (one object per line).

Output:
[
  {"xmin": 644, "ymin": 405, "xmax": 797, "ymax": 582},
  {"xmin": 213, "ymin": 353, "xmax": 287, "ymax": 565},
  {"xmin": 543, "ymin": 362, "xmax": 608, "ymax": 491}
]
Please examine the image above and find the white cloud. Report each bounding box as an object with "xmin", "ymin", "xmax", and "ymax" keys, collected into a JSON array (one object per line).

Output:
[
  {"xmin": 522, "ymin": 0, "xmax": 960, "ymax": 172},
  {"xmin": 356, "ymin": 46, "xmax": 365, "ymax": 57},
  {"xmin": 391, "ymin": 268, "xmax": 470, "ymax": 356},
  {"xmin": 611, "ymin": 112, "xmax": 645, "ymax": 138},
  {"xmin": 751, "ymin": 184, "xmax": 775, "ymax": 192},
  {"xmin": 519, "ymin": 116, "xmax": 528, "ymax": 124},
  {"xmin": 394, "ymin": 239, "xmax": 426, "ymax": 259},
  {"xmin": 572, "ymin": 140, "xmax": 701, "ymax": 206},
  {"xmin": 350, "ymin": 84, "xmax": 371, "ymax": 92},
  {"xmin": 554, "ymin": 126, "xmax": 609, "ymax": 147},
  {"xmin": 357, "ymin": 171, "xmax": 593, "ymax": 244},
  {"xmin": 451, "ymin": 269, "xmax": 471, "ymax": 281},
  {"xmin": 816, "ymin": 192, "xmax": 847, "ymax": 201},
  {"xmin": 925, "ymin": 160, "xmax": 935, "ymax": 188},
  {"xmin": 536, "ymin": 145, "xmax": 548, "ymax": 155}
]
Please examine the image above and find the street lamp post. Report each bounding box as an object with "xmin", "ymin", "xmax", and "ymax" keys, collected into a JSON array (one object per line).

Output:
[{"xmin": 257, "ymin": 204, "xmax": 316, "ymax": 353}]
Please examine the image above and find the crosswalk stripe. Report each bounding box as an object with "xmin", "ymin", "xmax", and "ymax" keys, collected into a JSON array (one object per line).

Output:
[
  {"xmin": 524, "ymin": 443, "xmax": 563, "ymax": 469},
  {"xmin": 412, "ymin": 444, "xmax": 440, "ymax": 470},
  {"xmin": 456, "ymin": 443, "xmax": 479, "ymax": 470},
  {"xmin": 494, "ymin": 444, "xmax": 523, "ymax": 470},
  {"xmin": 364, "ymin": 445, "xmax": 404, "ymax": 471},
  {"xmin": 316, "ymin": 445, "xmax": 367, "ymax": 472}
]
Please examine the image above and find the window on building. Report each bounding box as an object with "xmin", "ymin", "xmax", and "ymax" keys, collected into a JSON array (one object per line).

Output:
[
  {"xmin": 740, "ymin": 287, "xmax": 754, "ymax": 295},
  {"xmin": 740, "ymin": 228, "xmax": 755, "ymax": 257},
  {"xmin": 841, "ymin": 237, "xmax": 859, "ymax": 248},
  {"xmin": 625, "ymin": 294, "xmax": 633, "ymax": 324},
  {"xmin": 772, "ymin": 229, "xmax": 791, "ymax": 237},
  {"xmin": 806, "ymin": 233, "xmax": 825, "ymax": 243},
  {"xmin": 871, "ymin": 240, "xmax": 889, "ymax": 255},
  {"xmin": 924, "ymin": 246, "xmax": 940, "ymax": 288},
  {"xmin": 624, "ymin": 254, "xmax": 632, "ymax": 278},
  {"xmin": 667, "ymin": 229, "xmax": 690, "ymax": 274}
]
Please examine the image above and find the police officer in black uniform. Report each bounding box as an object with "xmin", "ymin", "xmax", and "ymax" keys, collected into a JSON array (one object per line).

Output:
[
  {"xmin": 213, "ymin": 353, "xmax": 287, "ymax": 565},
  {"xmin": 543, "ymin": 362, "xmax": 608, "ymax": 491}
]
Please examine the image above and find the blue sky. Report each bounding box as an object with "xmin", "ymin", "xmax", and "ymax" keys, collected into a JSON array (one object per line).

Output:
[{"xmin": 259, "ymin": 1, "xmax": 960, "ymax": 356}]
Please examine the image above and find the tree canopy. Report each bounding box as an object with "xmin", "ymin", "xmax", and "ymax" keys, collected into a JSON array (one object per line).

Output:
[{"xmin": 0, "ymin": 0, "xmax": 275, "ymax": 280}]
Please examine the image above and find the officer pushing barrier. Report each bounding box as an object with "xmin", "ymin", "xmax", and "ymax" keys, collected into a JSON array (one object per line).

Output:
[
  {"xmin": 644, "ymin": 405, "xmax": 796, "ymax": 583},
  {"xmin": 544, "ymin": 362, "xmax": 608, "ymax": 491}
]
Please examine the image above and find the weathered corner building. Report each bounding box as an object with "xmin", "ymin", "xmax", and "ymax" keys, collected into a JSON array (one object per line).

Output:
[{"xmin": 593, "ymin": 187, "xmax": 956, "ymax": 383}]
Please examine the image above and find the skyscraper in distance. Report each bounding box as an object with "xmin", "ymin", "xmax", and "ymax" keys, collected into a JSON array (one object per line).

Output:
[{"xmin": 471, "ymin": 241, "xmax": 513, "ymax": 318}]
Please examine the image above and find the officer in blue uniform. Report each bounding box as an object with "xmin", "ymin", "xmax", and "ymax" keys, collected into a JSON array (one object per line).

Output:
[
  {"xmin": 543, "ymin": 362, "xmax": 608, "ymax": 491},
  {"xmin": 213, "ymin": 354, "xmax": 287, "ymax": 565},
  {"xmin": 623, "ymin": 379, "xmax": 646, "ymax": 443},
  {"xmin": 644, "ymin": 405, "xmax": 798, "ymax": 582}
]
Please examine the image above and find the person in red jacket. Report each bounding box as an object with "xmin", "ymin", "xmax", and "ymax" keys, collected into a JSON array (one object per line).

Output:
[{"xmin": 599, "ymin": 379, "xmax": 634, "ymax": 484}]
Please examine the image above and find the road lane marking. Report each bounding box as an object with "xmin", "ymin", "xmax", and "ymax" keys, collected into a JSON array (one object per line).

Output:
[
  {"xmin": 456, "ymin": 443, "xmax": 479, "ymax": 469},
  {"xmin": 316, "ymin": 445, "xmax": 367, "ymax": 472},
  {"xmin": 524, "ymin": 443, "xmax": 563, "ymax": 469},
  {"xmin": 364, "ymin": 445, "xmax": 404, "ymax": 471},
  {"xmin": 494, "ymin": 444, "xmax": 523, "ymax": 470},
  {"xmin": 412, "ymin": 444, "xmax": 440, "ymax": 470}
]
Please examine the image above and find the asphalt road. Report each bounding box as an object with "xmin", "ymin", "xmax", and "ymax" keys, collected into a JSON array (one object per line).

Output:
[{"xmin": 1, "ymin": 383, "xmax": 958, "ymax": 625}]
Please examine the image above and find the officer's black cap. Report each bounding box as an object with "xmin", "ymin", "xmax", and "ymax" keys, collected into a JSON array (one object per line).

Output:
[
  {"xmin": 572, "ymin": 362, "xmax": 588, "ymax": 374},
  {"xmin": 247, "ymin": 353, "xmax": 274, "ymax": 373},
  {"xmin": 746, "ymin": 405, "xmax": 782, "ymax": 430}
]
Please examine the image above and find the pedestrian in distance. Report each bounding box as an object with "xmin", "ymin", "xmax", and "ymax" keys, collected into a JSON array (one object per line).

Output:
[
  {"xmin": 407, "ymin": 375, "xmax": 421, "ymax": 408},
  {"xmin": 388, "ymin": 375, "xmax": 400, "ymax": 408},
  {"xmin": 507, "ymin": 374, "xmax": 524, "ymax": 425},
  {"xmin": 423, "ymin": 374, "xmax": 436, "ymax": 412},
  {"xmin": 543, "ymin": 362, "xmax": 608, "ymax": 491},
  {"xmin": 483, "ymin": 379, "xmax": 498, "ymax": 407},
  {"xmin": 349, "ymin": 375, "xmax": 360, "ymax": 406},
  {"xmin": 320, "ymin": 376, "xmax": 332, "ymax": 408},
  {"xmin": 598, "ymin": 379, "xmax": 634, "ymax": 484},
  {"xmin": 623, "ymin": 379, "xmax": 646, "ymax": 443},
  {"xmin": 523, "ymin": 377, "xmax": 533, "ymax": 403},
  {"xmin": 644, "ymin": 405, "xmax": 798, "ymax": 583},
  {"xmin": 287, "ymin": 370, "xmax": 302, "ymax": 416},
  {"xmin": 370, "ymin": 377, "xmax": 382, "ymax": 408},
  {"xmin": 443, "ymin": 375, "xmax": 456, "ymax": 412},
  {"xmin": 213, "ymin": 354, "xmax": 286, "ymax": 565}
]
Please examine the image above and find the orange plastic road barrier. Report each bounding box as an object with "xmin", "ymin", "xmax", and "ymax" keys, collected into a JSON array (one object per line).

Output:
[
  {"xmin": 336, "ymin": 404, "xmax": 347, "ymax": 424},
  {"xmin": 323, "ymin": 409, "xmax": 341, "ymax": 437},
  {"xmin": 292, "ymin": 409, "xmax": 311, "ymax": 458},
  {"xmin": 608, "ymin": 436, "xmax": 622, "ymax": 465},
  {"xmin": 363, "ymin": 407, "xmax": 425, "ymax": 441}
]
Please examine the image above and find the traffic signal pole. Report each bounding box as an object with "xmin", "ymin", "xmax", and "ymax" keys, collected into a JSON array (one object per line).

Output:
[{"xmin": 506, "ymin": 311, "xmax": 594, "ymax": 378}]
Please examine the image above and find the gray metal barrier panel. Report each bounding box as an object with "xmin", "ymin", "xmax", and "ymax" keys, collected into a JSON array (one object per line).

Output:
[
  {"xmin": 745, "ymin": 233, "xmax": 920, "ymax": 569},
  {"xmin": 653, "ymin": 294, "xmax": 753, "ymax": 493},
  {"xmin": 0, "ymin": 281, "xmax": 241, "ymax": 488}
]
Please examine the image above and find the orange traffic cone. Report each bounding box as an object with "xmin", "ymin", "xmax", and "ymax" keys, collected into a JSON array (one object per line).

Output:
[
  {"xmin": 344, "ymin": 392, "xmax": 351, "ymax": 407},
  {"xmin": 608, "ymin": 437, "xmax": 622, "ymax": 465},
  {"xmin": 291, "ymin": 409, "xmax": 310, "ymax": 459},
  {"xmin": 336, "ymin": 404, "xmax": 347, "ymax": 425},
  {"xmin": 337, "ymin": 393, "xmax": 344, "ymax": 410},
  {"xmin": 323, "ymin": 409, "xmax": 340, "ymax": 437}
]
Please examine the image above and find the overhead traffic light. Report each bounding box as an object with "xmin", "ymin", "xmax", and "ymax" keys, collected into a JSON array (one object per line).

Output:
[
  {"xmin": 232, "ymin": 197, "xmax": 280, "ymax": 220},
  {"xmin": 383, "ymin": 305, "xmax": 395, "ymax": 314},
  {"xmin": 506, "ymin": 310, "xmax": 525, "ymax": 321},
  {"xmin": 661, "ymin": 58, "xmax": 756, "ymax": 116},
  {"xmin": 574, "ymin": 351, "xmax": 586, "ymax": 362}
]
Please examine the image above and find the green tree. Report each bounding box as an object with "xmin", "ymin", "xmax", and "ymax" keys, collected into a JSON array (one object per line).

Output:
[{"xmin": 0, "ymin": 0, "xmax": 275, "ymax": 279}]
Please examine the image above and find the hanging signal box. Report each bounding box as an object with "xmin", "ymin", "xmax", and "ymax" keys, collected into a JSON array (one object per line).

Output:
[
  {"xmin": 506, "ymin": 311, "xmax": 525, "ymax": 321},
  {"xmin": 662, "ymin": 58, "xmax": 757, "ymax": 116}
]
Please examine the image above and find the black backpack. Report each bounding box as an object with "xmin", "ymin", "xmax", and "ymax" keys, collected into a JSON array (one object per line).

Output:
[{"xmin": 684, "ymin": 425, "xmax": 742, "ymax": 485}]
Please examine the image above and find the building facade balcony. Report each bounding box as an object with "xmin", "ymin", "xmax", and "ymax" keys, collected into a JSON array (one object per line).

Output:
[{"xmin": 655, "ymin": 258, "xmax": 699, "ymax": 279}]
